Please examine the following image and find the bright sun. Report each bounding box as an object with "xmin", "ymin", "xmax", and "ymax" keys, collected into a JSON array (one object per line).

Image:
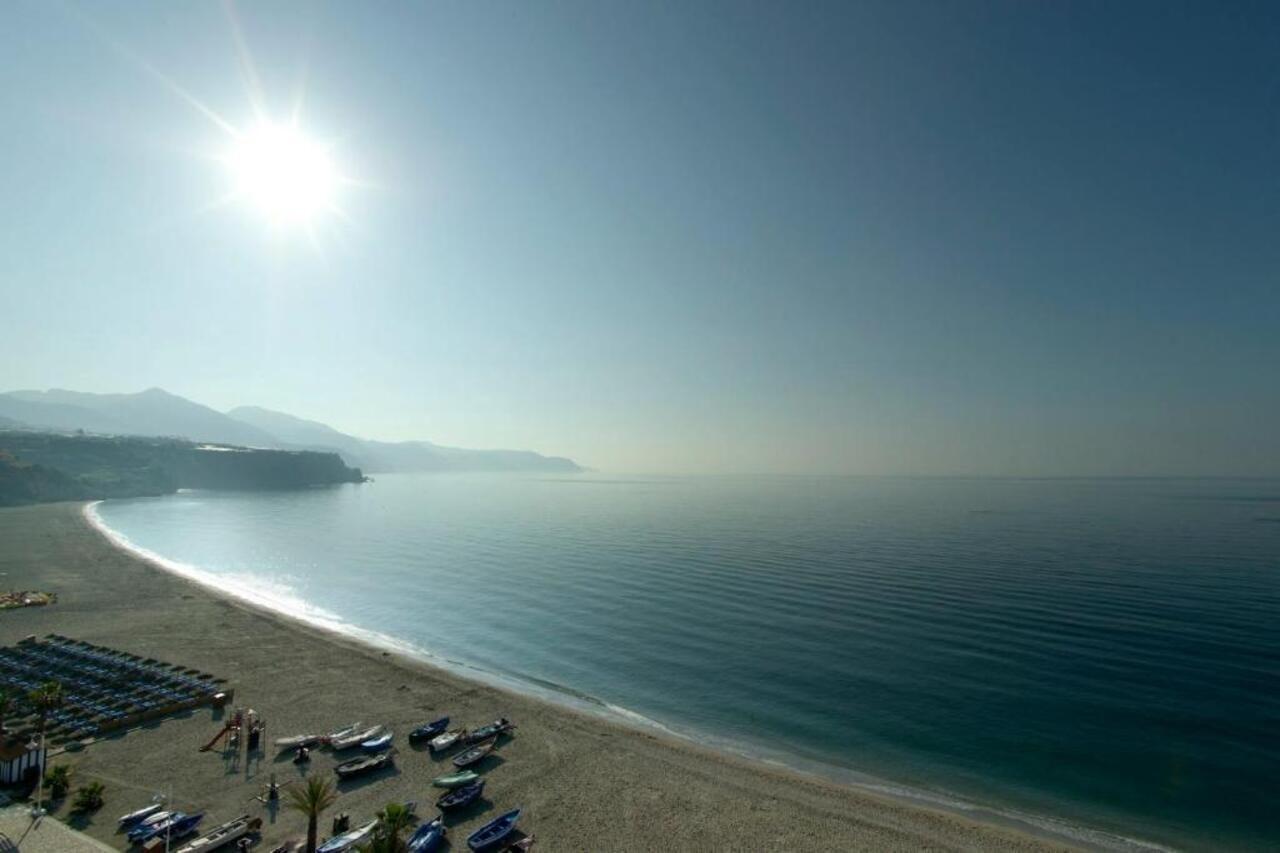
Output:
[{"xmin": 227, "ymin": 122, "xmax": 339, "ymax": 225}]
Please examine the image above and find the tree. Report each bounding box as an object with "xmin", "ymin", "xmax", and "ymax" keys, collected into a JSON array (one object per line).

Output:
[
  {"xmin": 357, "ymin": 801, "xmax": 414, "ymax": 853},
  {"xmin": 45, "ymin": 764, "xmax": 72, "ymax": 799},
  {"xmin": 72, "ymin": 781, "xmax": 106, "ymax": 813},
  {"xmin": 26, "ymin": 680, "xmax": 62, "ymax": 817},
  {"xmin": 28, "ymin": 680, "xmax": 64, "ymax": 740},
  {"xmin": 286, "ymin": 775, "xmax": 337, "ymax": 853}
]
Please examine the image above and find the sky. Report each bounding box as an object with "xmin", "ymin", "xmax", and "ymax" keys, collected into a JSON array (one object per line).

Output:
[{"xmin": 1, "ymin": 1, "xmax": 1277, "ymax": 476}]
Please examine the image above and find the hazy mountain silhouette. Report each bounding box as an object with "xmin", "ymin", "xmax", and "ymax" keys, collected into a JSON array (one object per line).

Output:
[
  {"xmin": 226, "ymin": 405, "xmax": 580, "ymax": 473},
  {"xmin": 0, "ymin": 388, "xmax": 580, "ymax": 473},
  {"xmin": 0, "ymin": 388, "xmax": 277, "ymax": 447},
  {"xmin": 225, "ymin": 406, "xmax": 366, "ymax": 456}
]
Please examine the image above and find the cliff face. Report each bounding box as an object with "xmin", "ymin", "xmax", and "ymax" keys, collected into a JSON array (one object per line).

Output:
[
  {"xmin": 0, "ymin": 432, "xmax": 364, "ymax": 505},
  {"xmin": 0, "ymin": 451, "xmax": 91, "ymax": 506},
  {"xmin": 173, "ymin": 445, "xmax": 366, "ymax": 490},
  {"xmin": 0, "ymin": 389, "xmax": 584, "ymax": 474}
]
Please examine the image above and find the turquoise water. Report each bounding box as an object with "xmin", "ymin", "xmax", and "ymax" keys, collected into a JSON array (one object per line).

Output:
[{"xmin": 92, "ymin": 475, "xmax": 1280, "ymax": 850}]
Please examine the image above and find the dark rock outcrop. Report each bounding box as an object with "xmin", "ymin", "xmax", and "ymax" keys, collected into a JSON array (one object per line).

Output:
[{"xmin": 0, "ymin": 432, "xmax": 364, "ymax": 506}]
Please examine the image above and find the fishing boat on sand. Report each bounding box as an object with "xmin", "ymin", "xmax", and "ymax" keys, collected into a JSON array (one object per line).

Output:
[
  {"xmin": 432, "ymin": 769, "xmax": 480, "ymax": 788},
  {"xmin": 409, "ymin": 717, "xmax": 450, "ymax": 741},
  {"xmin": 324, "ymin": 721, "xmax": 363, "ymax": 742},
  {"xmin": 330, "ymin": 724, "xmax": 384, "ymax": 751},
  {"xmin": 127, "ymin": 810, "xmax": 177, "ymax": 842},
  {"xmin": 436, "ymin": 779, "xmax": 485, "ymax": 811},
  {"xmin": 117, "ymin": 802, "xmax": 162, "ymax": 826},
  {"xmin": 131, "ymin": 812, "xmax": 203, "ymax": 844},
  {"xmin": 464, "ymin": 718, "xmax": 515, "ymax": 745},
  {"xmin": 173, "ymin": 815, "xmax": 261, "ymax": 853},
  {"xmin": 452, "ymin": 739, "xmax": 496, "ymax": 768},
  {"xmin": 317, "ymin": 819, "xmax": 377, "ymax": 853},
  {"xmin": 407, "ymin": 815, "xmax": 447, "ymax": 853},
  {"xmin": 136, "ymin": 809, "xmax": 176, "ymax": 828},
  {"xmin": 361, "ymin": 732, "xmax": 394, "ymax": 752},
  {"xmin": 153, "ymin": 813, "xmax": 204, "ymax": 844},
  {"xmin": 335, "ymin": 751, "xmax": 393, "ymax": 779},
  {"xmin": 429, "ymin": 729, "xmax": 465, "ymax": 751},
  {"xmin": 467, "ymin": 808, "xmax": 522, "ymax": 852},
  {"xmin": 275, "ymin": 732, "xmax": 323, "ymax": 751}
]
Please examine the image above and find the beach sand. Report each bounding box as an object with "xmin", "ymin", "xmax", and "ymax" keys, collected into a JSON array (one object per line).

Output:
[{"xmin": 0, "ymin": 502, "xmax": 1073, "ymax": 851}]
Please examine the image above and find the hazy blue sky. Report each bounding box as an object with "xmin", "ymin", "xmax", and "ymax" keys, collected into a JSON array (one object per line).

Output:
[{"xmin": 2, "ymin": 1, "xmax": 1277, "ymax": 475}]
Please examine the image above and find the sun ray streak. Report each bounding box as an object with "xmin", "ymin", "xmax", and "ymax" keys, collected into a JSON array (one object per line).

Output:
[
  {"xmin": 62, "ymin": 9, "xmax": 241, "ymax": 139},
  {"xmin": 222, "ymin": 0, "xmax": 269, "ymax": 121},
  {"xmin": 289, "ymin": 19, "xmax": 316, "ymax": 128}
]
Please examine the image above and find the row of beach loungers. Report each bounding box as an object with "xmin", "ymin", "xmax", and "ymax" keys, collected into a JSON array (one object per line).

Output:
[{"xmin": 0, "ymin": 635, "xmax": 224, "ymax": 740}]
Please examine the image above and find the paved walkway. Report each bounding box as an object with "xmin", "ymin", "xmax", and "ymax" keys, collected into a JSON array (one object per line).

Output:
[{"xmin": 0, "ymin": 805, "xmax": 116, "ymax": 852}]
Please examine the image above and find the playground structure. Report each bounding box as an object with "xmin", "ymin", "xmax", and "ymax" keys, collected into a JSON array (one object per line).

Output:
[{"xmin": 200, "ymin": 707, "xmax": 265, "ymax": 753}]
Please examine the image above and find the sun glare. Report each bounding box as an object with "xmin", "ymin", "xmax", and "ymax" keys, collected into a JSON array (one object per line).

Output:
[{"xmin": 227, "ymin": 122, "xmax": 339, "ymax": 225}]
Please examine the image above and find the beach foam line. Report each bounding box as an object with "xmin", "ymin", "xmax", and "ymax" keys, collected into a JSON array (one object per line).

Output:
[
  {"xmin": 83, "ymin": 500, "xmax": 1172, "ymax": 853},
  {"xmin": 83, "ymin": 501, "xmax": 662, "ymax": 714}
]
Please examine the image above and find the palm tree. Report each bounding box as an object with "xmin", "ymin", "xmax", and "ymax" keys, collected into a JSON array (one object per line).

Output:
[
  {"xmin": 45, "ymin": 764, "xmax": 73, "ymax": 799},
  {"xmin": 72, "ymin": 780, "xmax": 106, "ymax": 813},
  {"xmin": 27, "ymin": 680, "xmax": 62, "ymax": 815},
  {"xmin": 28, "ymin": 680, "xmax": 64, "ymax": 738},
  {"xmin": 367, "ymin": 801, "xmax": 413, "ymax": 853},
  {"xmin": 355, "ymin": 801, "xmax": 413, "ymax": 853},
  {"xmin": 286, "ymin": 774, "xmax": 337, "ymax": 853}
]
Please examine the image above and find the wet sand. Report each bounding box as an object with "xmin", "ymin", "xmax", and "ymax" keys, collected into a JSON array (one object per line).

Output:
[{"xmin": 0, "ymin": 502, "xmax": 1073, "ymax": 851}]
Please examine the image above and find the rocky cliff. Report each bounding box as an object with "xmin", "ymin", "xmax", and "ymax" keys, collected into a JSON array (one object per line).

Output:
[{"xmin": 0, "ymin": 431, "xmax": 364, "ymax": 506}]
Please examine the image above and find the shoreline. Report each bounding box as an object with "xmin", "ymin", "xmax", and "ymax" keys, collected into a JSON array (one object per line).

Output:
[
  {"xmin": 85, "ymin": 505, "xmax": 1165, "ymax": 853},
  {"xmin": 4, "ymin": 501, "xmax": 1103, "ymax": 850}
]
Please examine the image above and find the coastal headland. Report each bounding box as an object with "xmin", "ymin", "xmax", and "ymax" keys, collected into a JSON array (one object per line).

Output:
[{"xmin": 0, "ymin": 502, "xmax": 1072, "ymax": 851}]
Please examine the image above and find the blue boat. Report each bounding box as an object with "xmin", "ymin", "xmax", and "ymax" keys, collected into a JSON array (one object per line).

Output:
[
  {"xmin": 407, "ymin": 816, "xmax": 447, "ymax": 852},
  {"xmin": 409, "ymin": 716, "xmax": 450, "ymax": 741},
  {"xmin": 435, "ymin": 779, "xmax": 485, "ymax": 811},
  {"xmin": 128, "ymin": 811, "xmax": 182, "ymax": 843},
  {"xmin": 130, "ymin": 811, "xmax": 203, "ymax": 844},
  {"xmin": 361, "ymin": 732, "xmax": 394, "ymax": 752},
  {"xmin": 161, "ymin": 812, "xmax": 206, "ymax": 841},
  {"xmin": 467, "ymin": 808, "xmax": 521, "ymax": 852}
]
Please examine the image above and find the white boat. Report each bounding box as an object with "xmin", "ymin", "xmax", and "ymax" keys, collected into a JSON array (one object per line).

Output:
[
  {"xmin": 275, "ymin": 733, "xmax": 322, "ymax": 750},
  {"xmin": 317, "ymin": 819, "xmax": 377, "ymax": 853},
  {"xmin": 138, "ymin": 810, "xmax": 176, "ymax": 828},
  {"xmin": 429, "ymin": 729, "xmax": 464, "ymax": 751},
  {"xmin": 173, "ymin": 814, "xmax": 260, "ymax": 853},
  {"xmin": 118, "ymin": 802, "xmax": 163, "ymax": 825},
  {"xmin": 329, "ymin": 724, "xmax": 384, "ymax": 751},
  {"xmin": 325, "ymin": 721, "xmax": 363, "ymax": 741}
]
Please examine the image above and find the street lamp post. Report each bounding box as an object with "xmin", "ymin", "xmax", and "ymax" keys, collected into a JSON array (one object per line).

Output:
[
  {"xmin": 29, "ymin": 732, "xmax": 46, "ymax": 819},
  {"xmin": 145, "ymin": 788, "xmax": 173, "ymax": 853}
]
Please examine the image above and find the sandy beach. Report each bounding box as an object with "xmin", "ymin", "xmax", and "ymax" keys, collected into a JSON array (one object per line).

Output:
[{"xmin": 0, "ymin": 502, "xmax": 1073, "ymax": 851}]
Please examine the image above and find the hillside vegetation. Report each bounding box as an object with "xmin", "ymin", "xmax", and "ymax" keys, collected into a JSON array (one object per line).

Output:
[
  {"xmin": 0, "ymin": 388, "xmax": 581, "ymax": 473},
  {"xmin": 0, "ymin": 431, "xmax": 364, "ymax": 507}
]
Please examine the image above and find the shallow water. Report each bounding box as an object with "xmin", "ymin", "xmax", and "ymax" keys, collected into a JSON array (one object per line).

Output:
[{"xmin": 93, "ymin": 474, "xmax": 1280, "ymax": 850}]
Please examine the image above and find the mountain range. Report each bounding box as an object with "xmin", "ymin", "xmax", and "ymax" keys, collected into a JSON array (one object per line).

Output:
[{"xmin": 0, "ymin": 388, "xmax": 581, "ymax": 474}]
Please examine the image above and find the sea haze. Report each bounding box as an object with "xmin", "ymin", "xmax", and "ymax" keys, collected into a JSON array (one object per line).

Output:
[{"xmin": 92, "ymin": 474, "xmax": 1280, "ymax": 850}]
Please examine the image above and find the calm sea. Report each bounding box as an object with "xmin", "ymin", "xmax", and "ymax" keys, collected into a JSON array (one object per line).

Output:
[{"xmin": 91, "ymin": 475, "xmax": 1280, "ymax": 850}]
